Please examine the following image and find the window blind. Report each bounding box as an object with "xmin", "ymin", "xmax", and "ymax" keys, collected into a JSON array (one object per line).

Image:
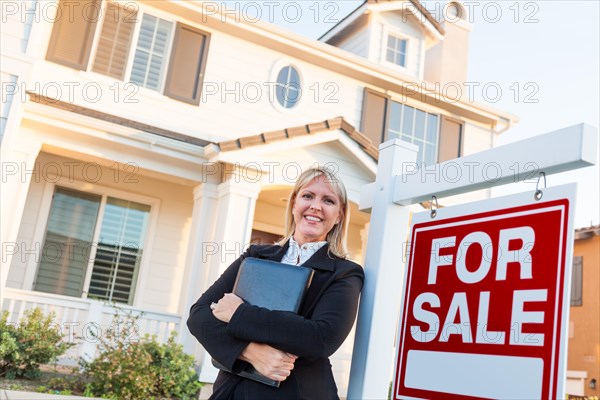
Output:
[
  {"xmin": 34, "ymin": 188, "xmax": 101, "ymax": 297},
  {"xmin": 88, "ymin": 197, "xmax": 150, "ymax": 304},
  {"xmin": 130, "ymin": 14, "xmax": 172, "ymax": 91}
]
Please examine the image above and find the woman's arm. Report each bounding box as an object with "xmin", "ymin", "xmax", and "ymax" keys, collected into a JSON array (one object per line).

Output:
[
  {"xmin": 225, "ymin": 263, "xmax": 364, "ymax": 359},
  {"xmin": 186, "ymin": 248, "xmax": 252, "ymax": 370}
]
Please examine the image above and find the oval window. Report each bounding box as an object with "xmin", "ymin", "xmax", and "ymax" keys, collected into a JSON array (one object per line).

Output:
[{"xmin": 275, "ymin": 66, "xmax": 301, "ymax": 108}]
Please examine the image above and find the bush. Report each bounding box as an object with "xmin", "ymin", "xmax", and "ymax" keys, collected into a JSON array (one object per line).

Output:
[
  {"xmin": 141, "ymin": 333, "xmax": 203, "ymax": 399},
  {"xmin": 0, "ymin": 308, "xmax": 73, "ymax": 379},
  {"xmin": 77, "ymin": 309, "xmax": 202, "ymax": 400}
]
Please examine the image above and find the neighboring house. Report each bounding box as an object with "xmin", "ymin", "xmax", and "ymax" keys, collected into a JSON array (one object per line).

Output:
[
  {"xmin": 567, "ymin": 225, "xmax": 600, "ymax": 398},
  {"xmin": 0, "ymin": 0, "xmax": 517, "ymax": 395}
]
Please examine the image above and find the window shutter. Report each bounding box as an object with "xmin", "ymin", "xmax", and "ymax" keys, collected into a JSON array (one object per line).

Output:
[
  {"xmin": 361, "ymin": 88, "xmax": 389, "ymax": 146},
  {"xmin": 163, "ymin": 23, "xmax": 210, "ymax": 105},
  {"xmin": 46, "ymin": 0, "xmax": 100, "ymax": 70},
  {"xmin": 92, "ymin": 3, "xmax": 137, "ymax": 79},
  {"xmin": 438, "ymin": 117, "xmax": 463, "ymax": 162},
  {"xmin": 570, "ymin": 256, "xmax": 583, "ymax": 306}
]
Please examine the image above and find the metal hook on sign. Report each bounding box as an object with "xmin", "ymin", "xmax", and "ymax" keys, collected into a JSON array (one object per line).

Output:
[
  {"xmin": 430, "ymin": 196, "xmax": 438, "ymax": 219},
  {"xmin": 534, "ymin": 172, "xmax": 546, "ymax": 201}
]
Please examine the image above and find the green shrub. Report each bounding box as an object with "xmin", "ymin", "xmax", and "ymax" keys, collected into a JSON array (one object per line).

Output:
[
  {"xmin": 140, "ymin": 333, "xmax": 203, "ymax": 399},
  {"xmin": 0, "ymin": 308, "xmax": 73, "ymax": 379},
  {"xmin": 76, "ymin": 308, "xmax": 202, "ymax": 400}
]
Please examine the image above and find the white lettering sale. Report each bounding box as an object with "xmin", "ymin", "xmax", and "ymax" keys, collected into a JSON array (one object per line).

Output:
[{"xmin": 410, "ymin": 226, "xmax": 547, "ymax": 346}]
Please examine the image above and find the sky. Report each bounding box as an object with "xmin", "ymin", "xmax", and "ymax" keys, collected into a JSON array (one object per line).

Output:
[{"xmin": 230, "ymin": 0, "xmax": 600, "ymax": 228}]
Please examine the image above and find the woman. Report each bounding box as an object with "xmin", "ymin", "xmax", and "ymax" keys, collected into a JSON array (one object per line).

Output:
[{"xmin": 187, "ymin": 167, "xmax": 364, "ymax": 399}]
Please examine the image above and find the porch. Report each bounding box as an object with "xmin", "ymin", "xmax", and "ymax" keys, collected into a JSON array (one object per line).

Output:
[{"xmin": 1, "ymin": 287, "xmax": 181, "ymax": 362}]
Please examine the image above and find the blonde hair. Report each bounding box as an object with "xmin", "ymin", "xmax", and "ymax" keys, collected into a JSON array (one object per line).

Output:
[{"xmin": 277, "ymin": 167, "xmax": 349, "ymax": 258}]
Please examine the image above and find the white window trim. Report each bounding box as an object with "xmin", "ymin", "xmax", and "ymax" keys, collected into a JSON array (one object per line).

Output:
[
  {"xmin": 269, "ymin": 58, "xmax": 304, "ymax": 113},
  {"xmin": 25, "ymin": 177, "xmax": 160, "ymax": 308},
  {"xmin": 381, "ymin": 26, "xmax": 410, "ymax": 71}
]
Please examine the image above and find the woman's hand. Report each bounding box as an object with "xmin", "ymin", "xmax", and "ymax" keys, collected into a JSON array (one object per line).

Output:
[
  {"xmin": 211, "ymin": 293, "xmax": 243, "ymax": 323},
  {"xmin": 240, "ymin": 342, "xmax": 298, "ymax": 382}
]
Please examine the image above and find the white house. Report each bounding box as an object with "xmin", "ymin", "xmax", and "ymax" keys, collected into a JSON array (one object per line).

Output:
[{"xmin": 0, "ymin": 0, "xmax": 517, "ymax": 396}]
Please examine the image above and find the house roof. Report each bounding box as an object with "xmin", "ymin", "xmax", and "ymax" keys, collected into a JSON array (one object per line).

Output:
[
  {"xmin": 368, "ymin": 0, "xmax": 445, "ymax": 35},
  {"xmin": 575, "ymin": 224, "xmax": 600, "ymax": 240},
  {"xmin": 319, "ymin": 0, "xmax": 444, "ymax": 43},
  {"xmin": 218, "ymin": 117, "xmax": 379, "ymax": 160}
]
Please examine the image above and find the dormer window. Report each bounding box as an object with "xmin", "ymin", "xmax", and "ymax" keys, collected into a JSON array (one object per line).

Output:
[{"xmin": 386, "ymin": 34, "xmax": 407, "ymax": 68}]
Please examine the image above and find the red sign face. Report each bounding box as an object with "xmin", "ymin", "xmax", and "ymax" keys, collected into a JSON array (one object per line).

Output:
[{"xmin": 393, "ymin": 198, "xmax": 572, "ymax": 400}]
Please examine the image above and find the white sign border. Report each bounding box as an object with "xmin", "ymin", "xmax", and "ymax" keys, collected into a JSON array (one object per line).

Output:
[{"xmin": 393, "ymin": 183, "xmax": 577, "ymax": 400}]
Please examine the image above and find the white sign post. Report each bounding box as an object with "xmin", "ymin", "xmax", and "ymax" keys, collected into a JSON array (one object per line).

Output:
[{"xmin": 347, "ymin": 124, "xmax": 598, "ymax": 400}]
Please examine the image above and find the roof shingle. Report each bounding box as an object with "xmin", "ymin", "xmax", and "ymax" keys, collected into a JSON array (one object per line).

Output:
[{"xmin": 217, "ymin": 117, "xmax": 379, "ymax": 160}]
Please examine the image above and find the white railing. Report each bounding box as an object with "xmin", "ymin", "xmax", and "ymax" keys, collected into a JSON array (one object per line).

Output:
[{"xmin": 1, "ymin": 288, "xmax": 182, "ymax": 361}]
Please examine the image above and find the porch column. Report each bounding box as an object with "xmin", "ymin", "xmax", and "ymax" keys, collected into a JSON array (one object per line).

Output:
[
  {"xmin": 197, "ymin": 171, "xmax": 261, "ymax": 382},
  {"xmin": 179, "ymin": 181, "xmax": 220, "ymax": 357},
  {"xmin": 1, "ymin": 142, "xmax": 41, "ymax": 293}
]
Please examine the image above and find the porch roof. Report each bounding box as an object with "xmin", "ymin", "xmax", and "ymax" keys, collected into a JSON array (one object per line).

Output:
[{"xmin": 217, "ymin": 116, "xmax": 380, "ymax": 161}]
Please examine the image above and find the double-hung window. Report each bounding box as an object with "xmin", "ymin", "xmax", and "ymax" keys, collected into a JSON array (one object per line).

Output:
[
  {"xmin": 46, "ymin": 0, "xmax": 210, "ymax": 105},
  {"xmin": 361, "ymin": 88, "xmax": 463, "ymax": 165},
  {"xmin": 130, "ymin": 14, "xmax": 172, "ymax": 91},
  {"xmin": 34, "ymin": 187, "xmax": 151, "ymax": 305},
  {"xmin": 388, "ymin": 102, "xmax": 438, "ymax": 165}
]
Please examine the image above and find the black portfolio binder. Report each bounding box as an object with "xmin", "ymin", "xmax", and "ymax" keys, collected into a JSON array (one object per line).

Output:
[{"xmin": 212, "ymin": 257, "xmax": 314, "ymax": 387}]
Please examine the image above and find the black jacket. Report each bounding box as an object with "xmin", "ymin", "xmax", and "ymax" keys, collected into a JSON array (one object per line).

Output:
[{"xmin": 187, "ymin": 241, "xmax": 364, "ymax": 399}]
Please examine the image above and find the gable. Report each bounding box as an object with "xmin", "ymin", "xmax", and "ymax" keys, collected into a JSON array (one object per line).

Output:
[
  {"xmin": 253, "ymin": 140, "xmax": 376, "ymax": 204},
  {"xmin": 214, "ymin": 117, "xmax": 378, "ymax": 203}
]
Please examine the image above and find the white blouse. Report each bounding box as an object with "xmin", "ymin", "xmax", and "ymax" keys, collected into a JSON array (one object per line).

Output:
[{"xmin": 281, "ymin": 236, "xmax": 327, "ymax": 266}]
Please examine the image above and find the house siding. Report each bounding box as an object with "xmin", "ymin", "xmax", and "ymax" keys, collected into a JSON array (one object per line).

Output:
[
  {"xmin": 569, "ymin": 232, "xmax": 600, "ymax": 398},
  {"xmin": 333, "ymin": 24, "xmax": 370, "ymax": 58},
  {"xmin": 1, "ymin": 0, "xmax": 36, "ymax": 54}
]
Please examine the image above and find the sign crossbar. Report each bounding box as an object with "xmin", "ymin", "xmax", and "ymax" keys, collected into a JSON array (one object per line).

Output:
[{"xmin": 360, "ymin": 123, "xmax": 597, "ymax": 210}]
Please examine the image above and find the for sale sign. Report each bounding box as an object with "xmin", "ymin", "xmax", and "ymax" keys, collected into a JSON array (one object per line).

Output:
[{"xmin": 393, "ymin": 184, "xmax": 576, "ymax": 400}]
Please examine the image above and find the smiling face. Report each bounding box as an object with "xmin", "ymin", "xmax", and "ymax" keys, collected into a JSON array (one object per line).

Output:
[{"xmin": 291, "ymin": 176, "xmax": 343, "ymax": 246}]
